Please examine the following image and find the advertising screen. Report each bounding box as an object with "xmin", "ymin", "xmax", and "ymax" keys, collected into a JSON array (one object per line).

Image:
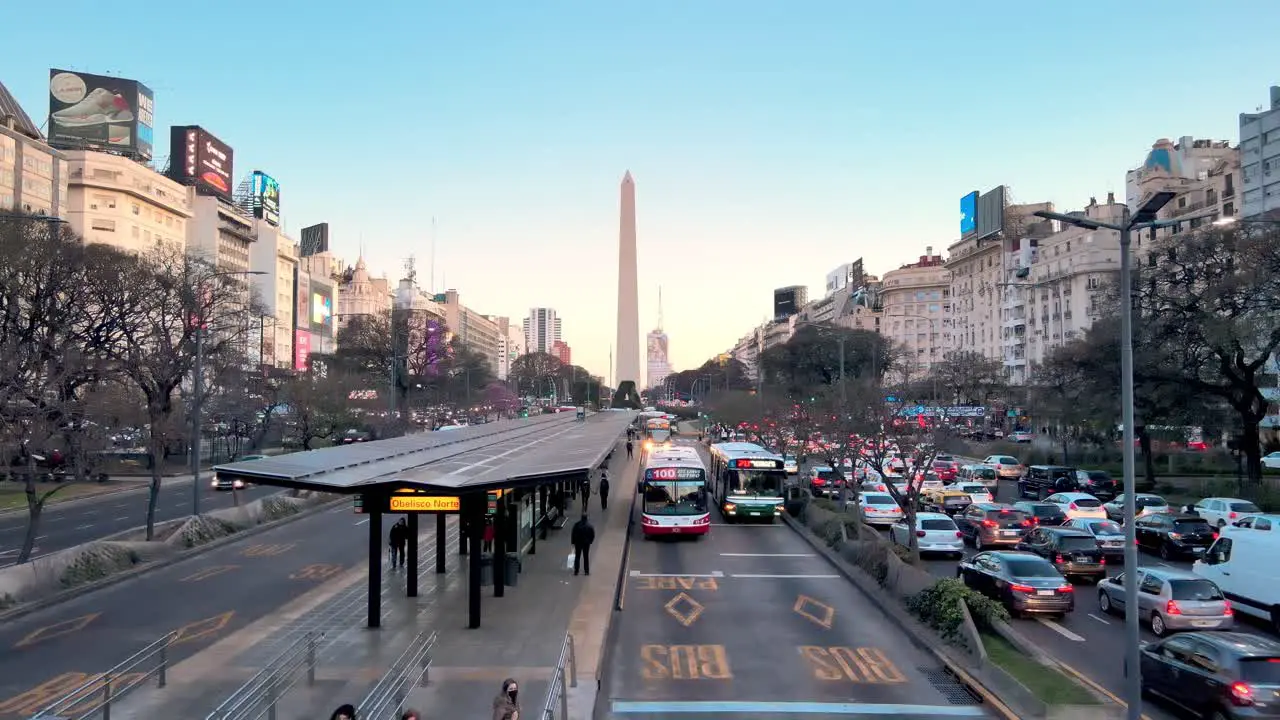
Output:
[
  {"xmin": 294, "ymin": 270, "xmax": 310, "ymax": 333},
  {"xmin": 300, "ymin": 223, "xmax": 329, "ymax": 256},
  {"xmin": 47, "ymin": 69, "xmax": 154, "ymax": 160},
  {"xmin": 169, "ymin": 126, "xmax": 235, "ymax": 199},
  {"xmin": 294, "ymin": 330, "xmax": 310, "ymax": 371},
  {"xmin": 960, "ymin": 191, "xmax": 978, "ymax": 235},
  {"xmin": 251, "ymin": 171, "xmax": 280, "ymax": 226},
  {"xmin": 310, "ymin": 287, "xmax": 334, "ymax": 334}
]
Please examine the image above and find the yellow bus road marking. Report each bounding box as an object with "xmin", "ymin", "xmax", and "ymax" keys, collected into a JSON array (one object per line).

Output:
[
  {"xmin": 0, "ymin": 671, "xmax": 146, "ymax": 715},
  {"xmin": 634, "ymin": 575, "xmax": 720, "ymax": 591},
  {"xmin": 289, "ymin": 563, "xmax": 346, "ymax": 581},
  {"xmin": 663, "ymin": 593, "xmax": 706, "ymax": 627},
  {"xmin": 180, "ymin": 564, "xmax": 239, "ymax": 582},
  {"xmin": 13, "ymin": 613, "xmax": 101, "ymax": 649},
  {"xmin": 241, "ymin": 543, "xmax": 296, "ymax": 558},
  {"xmin": 793, "ymin": 595, "xmax": 835, "ymax": 629},
  {"xmin": 630, "ymin": 571, "xmax": 723, "ymax": 578},
  {"xmin": 169, "ymin": 611, "xmax": 235, "ymax": 646},
  {"xmin": 799, "ymin": 646, "xmax": 907, "ymax": 684},
  {"xmin": 640, "ymin": 645, "xmax": 732, "ymax": 680}
]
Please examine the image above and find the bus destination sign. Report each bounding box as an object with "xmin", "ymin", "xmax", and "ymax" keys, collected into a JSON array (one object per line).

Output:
[
  {"xmin": 734, "ymin": 458, "xmax": 783, "ymax": 469},
  {"xmin": 646, "ymin": 467, "xmax": 704, "ymax": 480}
]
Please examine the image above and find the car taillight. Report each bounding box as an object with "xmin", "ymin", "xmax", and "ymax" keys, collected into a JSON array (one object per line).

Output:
[
  {"xmin": 1230, "ymin": 511, "xmax": 1237, "ymax": 519},
  {"xmin": 1230, "ymin": 681, "xmax": 1254, "ymax": 706},
  {"xmin": 916, "ymin": 530, "xmax": 927, "ymax": 537},
  {"xmin": 1168, "ymin": 532, "xmax": 1182, "ymax": 539},
  {"xmin": 1223, "ymin": 599, "xmax": 1233, "ymax": 616},
  {"xmin": 1058, "ymin": 584, "xmax": 1073, "ymax": 593},
  {"xmin": 1010, "ymin": 583, "xmax": 1035, "ymax": 593},
  {"xmin": 1165, "ymin": 600, "xmax": 1182, "ymax": 615},
  {"xmin": 1099, "ymin": 556, "xmax": 1105, "ymax": 565},
  {"xmin": 1069, "ymin": 502, "xmax": 1078, "ymax": 510},
  {"xmin": 1054, "ymin": 554, "xmax": 1065, "ymax": 564},
  {"xmin": 1021, "ymin": 519, "xmax": 1034, "ymax": 528},
  {"xmin": 981, "ymin": 520, "xmax": 997, "ymax": 528},
  {"xmin": 955, "ymin": 531, "xmax": 964, "ymax": 538},
  {"xmin": 1212, "ymin": 531, "xmax": 1219, "ymax": 539}
]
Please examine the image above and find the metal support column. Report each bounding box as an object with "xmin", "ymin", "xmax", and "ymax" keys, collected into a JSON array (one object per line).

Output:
[
  {"xmin": 466, "ymin": 495, "xmax": 483, "ymax": 629},
  {"xmin": 494, "ymin": 491, "xmax": 507, "ymax": 598},
  {"xmin": 459, "ymin": 514, "xmax": 468, "ymax": 555},
  {"xmin": 367, "ymin": 503, "xmax": 383, "ymax": 629},
  {"xmin": 407, "ymin": 513, "xmax": 419, "ymax": 597},
  {"xmin": 539, "ymin": 485, "xmax": 549, "ymax": 540},
  {"xmin": 436, "ymin": 513, "xmax": 447, "ymax": 574},
  {"xmin": 529, "ymin": 490, "xmax": 537, "ymax": 555}
]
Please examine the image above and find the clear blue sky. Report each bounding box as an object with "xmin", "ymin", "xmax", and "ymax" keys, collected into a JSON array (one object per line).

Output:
[{"xmin": 7, "ymin": 0, "xmax": 1278, "ymax": 383}]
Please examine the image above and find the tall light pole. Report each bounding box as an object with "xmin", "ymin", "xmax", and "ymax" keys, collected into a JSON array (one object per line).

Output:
[
  {"xmin": 192, "ymin": 269, "xmax": 266, "ymax": 516},
  {"xmin": 1035, "ymin": 192, "xmax": 1218, "ymax": 720}
]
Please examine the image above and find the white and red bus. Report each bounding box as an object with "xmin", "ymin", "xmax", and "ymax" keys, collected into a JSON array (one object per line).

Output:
[{"xmin": 640, "ymin": 446, "xmax": 710, "ymax": 538}]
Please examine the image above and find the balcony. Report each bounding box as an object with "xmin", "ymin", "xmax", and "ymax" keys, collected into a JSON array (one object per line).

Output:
[{"xmin": 219, "ymin": 221, "xmax": 256, "ymax": 243}]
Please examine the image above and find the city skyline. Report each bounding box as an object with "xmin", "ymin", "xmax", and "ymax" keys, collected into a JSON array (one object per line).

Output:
[{"xmin": 5, "ymin": 1, "xmax": 1280, "ymax": 376}]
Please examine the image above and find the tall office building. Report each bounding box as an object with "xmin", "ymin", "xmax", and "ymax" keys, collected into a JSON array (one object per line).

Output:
[
  {"xmin": 523, "ymin": 307, "xmax": 562, "ymax": 355},
  {"xmin": 1240, "ymin": 86, "xmax": 1280, "ymax": 218}
]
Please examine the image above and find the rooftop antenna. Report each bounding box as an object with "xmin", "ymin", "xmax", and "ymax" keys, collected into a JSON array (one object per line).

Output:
[{"xmin": 657, "ymin": 286, "xmax": 664, "ymax": 332}]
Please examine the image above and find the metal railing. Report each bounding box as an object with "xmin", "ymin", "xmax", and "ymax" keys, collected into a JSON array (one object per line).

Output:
[
  {"xmin": 358, "ymin": 632, "xmax": 437, "ymax": 720},
  {"xmin": 30, "ymin": 631, "xmax": 177, "ymax": 720},
  {"xmin": 540, "ymin": 633, "xmax": 578, "ymax": 720},
  {"xmin": 205, "ymin": 631, "xmax": 324, "ymax": 720}
]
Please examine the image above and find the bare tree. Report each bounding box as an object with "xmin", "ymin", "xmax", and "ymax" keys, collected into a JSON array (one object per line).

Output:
[{"xmin": 282, "ymin": 371, "xmax": 355, "ymax": 449}]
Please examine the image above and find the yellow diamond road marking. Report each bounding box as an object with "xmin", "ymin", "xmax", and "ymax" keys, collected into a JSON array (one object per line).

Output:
[
  {"xmin": 663, "ymin": 592, "xmax": 706, "ymax": 627},
  {"xmin": 169, "ymin": 611, "xmax": 235, "ymax": 646},
  {"xmin": 14, "ymin": 613, "xmax": 101, "ymax": 649},
  {"xmin": 793, "ymin": 595, "xmax": 835, "ymax": 630}
]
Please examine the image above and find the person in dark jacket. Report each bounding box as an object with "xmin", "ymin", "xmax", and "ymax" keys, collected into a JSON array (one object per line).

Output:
[
  {"xmin": 388, "ymin": 518, "xmax": 408, "ymax": 569},
  {"xmin": 492, "ymin": 678, "xmax": 520, "ymax": 720},
  {"xmin": 330, "ymin": 704, "xmax": 357, "ymax": 720},
  {"xmin": 570, "ymin": 515, "xmax": 595, "ymax": 576},
  {"xmin": 599, "ymin": 472, "xmax": 610, "ymax": 511}
]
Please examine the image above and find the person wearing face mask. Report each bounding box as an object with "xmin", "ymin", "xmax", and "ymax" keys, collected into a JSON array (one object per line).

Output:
[{"xmin": 492, "ymin": 677, "xmax": 521, "ymax": 720}]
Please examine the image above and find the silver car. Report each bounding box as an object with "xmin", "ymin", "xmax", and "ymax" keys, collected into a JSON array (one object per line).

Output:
[{"xmin": 1096, "ymin": 568, "xmax": 1234, "ymax": 637}]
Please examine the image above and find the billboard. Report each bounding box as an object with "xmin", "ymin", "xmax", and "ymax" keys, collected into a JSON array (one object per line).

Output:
[
  {"xmin": 773, "ymin": 286, "xmax": 806, "ymax": 321},
  {"xmin": 300, "ymin": 223, "xmax": 329, "ymax": 256},
  {"xmin": 647, "ymin": 331, "xmax": 669, "ymax": 364},
  {"xmin": 294, "ymin": 330, "xmax": 310, "ymax": 371},
  {"xmin": 975, "ymin": 185, "xmax": 1006, "ymax": 240},
  {"xmin": 47, "ymin": 69, "xmax": 154, "ymax": 160},
  {"xmin": 960, "ymin": 191, "xmax": 978, "ymax": 235},
  {"xmin": 310, "ymin": 281, "xmax": 334, "ymax": 335},
  {"xmin": 251, "ymin": 171, "xmax": 280, "ymax": 226},
  {"xmin": 294, "ymin": 268, "xmax": 310, "ymax": 337},
  {"xmin": 168, "ymin": 126, "xmax": 235, "ymax": 199}
]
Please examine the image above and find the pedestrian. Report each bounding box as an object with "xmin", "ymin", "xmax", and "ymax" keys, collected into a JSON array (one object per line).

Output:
[
  {"xmin": 599, "ymin": 472, "xmax": 610, "ymax": 511},
  {"xmin": 492, "ymin": 678, "xmax": 521, "ymax": 720},
  {"xmin": 400, "ymin": 710, "xmax": 420, "ymax": 720},
  {"xmin": 626, "ymin": 439, "xmax": 634, "ymax": 459},
  {"xmin": 570, "ymin": 514, "xmax": 595, "ymax": 576},
  {"xmin": 330, "ymin": 704, "xmax": 357, "ymax": 720},
  {"xmin": 483, "ymin": 516, "xmax": 495, "ymax": 554},
  {"xmin": 388, "ymin": 518, "xmax": 407, "ymax": 569}
]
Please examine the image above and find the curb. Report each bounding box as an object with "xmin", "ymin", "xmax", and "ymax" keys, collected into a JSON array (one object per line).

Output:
[
  {"xmin": 781, "ymin": 514, "xmax": 1023, "ymax": 720},
  {"xmin": 0, "ymin": 495, "xmax": 347, "ymax": 623}
]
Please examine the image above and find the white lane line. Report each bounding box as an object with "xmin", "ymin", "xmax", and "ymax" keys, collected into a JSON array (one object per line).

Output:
[
  {"xmin": 1088, "ymin": 613, "xmax": 1111, "ymax": 625},
  {"xmin": 113, "ymin": 515, "xmax": 129, "ymax": 521},
  {"xmin": 731, "ymin": 573, "xmax": 840, "ymax": 579},
  {"xmin": 629, "ymin": 571, "xmax": 724, "ymax": 578},
  {"xmin": 1038, "ymin": 618, "xmax": 1087, "ymax": 641},
  {"xmin": 720, "ymin": 553, "xmax": 814, "ymax": 558},
  {"xmin": 75, "ymin": 524, "xmax": 93, "ymax": 530},
  {"xmin": 355, "ymin": 518, "xmax": 370, "ymax": 526}
]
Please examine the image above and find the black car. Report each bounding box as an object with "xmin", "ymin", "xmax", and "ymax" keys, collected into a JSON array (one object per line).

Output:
[
  {"xmin": 1075, "ymin": 470, "xmax": 1117, "ymax": 500},
  {"xmin": 1138, "ymin": 631, "xmax": 1280, "ymax": 720},
  {"xmin": 957, "ymin": 550, "xmax": 1074, "ymax": 617},
  {"xmin": 1015, "ymin": 527, "xmax": 1108, "ymax": 583},
  {"xmin": 1018, "ymin": 465, "xmax": 1080, "ymax": 500},
  {"xmin": 1013, "ymin": 501, "xmax": 1069, "ymax": 527},
  {"xmin": 1134, "ymin": 514, "xmax": 1218, "ymax": 561},
  {"xmin": 809, "ymin": 467, "xmax": 846, "ymax": 498}
]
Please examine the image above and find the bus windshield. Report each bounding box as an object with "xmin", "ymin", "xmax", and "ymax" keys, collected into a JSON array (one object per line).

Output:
[
  {"xmin": 644, "ymin": 481, "xmax": 707, "ymax": 515},
  {"xmin": 727, "ymin": 469, "xmax": 784, "ymax": 497}
]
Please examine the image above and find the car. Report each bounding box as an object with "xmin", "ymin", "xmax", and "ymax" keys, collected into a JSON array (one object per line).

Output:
[
  {"xmin": 1135, "ymin": 513, "xmax": 1218, "ymax": 561},
  {"xmin": 784, "ymin": 455, "xmax": 799, "ymax": 474},
  {"xmin": 1193, "ymin": 497, "xmax": 1264, "ymax": 529},
  {"xmin": 931, "ymin": 459, "xmax": 958, "ymax": 482},
  {"xmin": 957, "ymin": 503, "xmax": 1035, "ymax": 550},
  {"xmin": 1018, "ymin": 465, "xmax": 1080, "ymax": 499},
  {"xmin": 860, "ymin": 480, "xmax": 890, "ymax": 494},
  {"xmin": 889, "ymin": 512, "xmax": 964, "ymax": 557},
  {"xmin": 982, "ymin": 455, "xmax": 1025, "ymax": 480},
  {"xmin": 1043, "ymin": 492, "xmax": 1108, "ymax": 520},
  {"xmin": 1263, "ymin": 451, "xmax": 1280, "ymax": 470},
  {"xmin": 1073, "ymin": 469, "xmax": 1117, "ymax": 500},
  {"xmin": 1064, "ymin": 518, "xmax": 1126, "ymax": 557},
  {"xmin": 957, "ymin": 550, "xmax": 1074, "ymax": 616},
  {"xmin": 956, "ymin": 464, "xmax": 999, "ymax": 489},
  {"xmin": 1097, "ymin": 568, "xmax": 1233, "ymax": 636},
  {"xmin": 1138, "ymin": 631, "xmax": 1280, "ymax": 719},
  {"xmin": 1012, "ymin": 501, "xmax": 1069, "ymax": 527},
  {"xmin": 211, "ymin": 454, "xmax": 267, "ymax": 490},
  {"xmin": 919, "ymin": 487, "xmax": 974, "ymax": 516},
  {"xmin": 1228, "ymin": 513, "xmax": 1280, "ymax": 532},
  {"xmin": 955, "ymin": 482, "xmax": 994, "ymax": 504},
  {"xmin": 1015, "ymin": 527, "xmax": 1108, "ymax": 583},
  {"xmin": 1010, "ymin": 431, "xmax": 1035, "ymax": 443},
  {"xmin": 1102, "ymin": 493, "xmax": 1171, "ymax": 522},
  {"xmin": 808, "ymin": 466, "xmax": 846, "ymax": 498},
  {"xmin": 859, "ymin": 492, "xmax": 903, "ymax": 526}
]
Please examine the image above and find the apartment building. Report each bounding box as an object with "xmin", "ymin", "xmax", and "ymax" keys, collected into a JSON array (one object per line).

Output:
[
  {"xmin": 1126, "ymin": 137, "xmax": 1235, "ymax": 212},
  {"xmin": 436, "ymin": 289, "xmax": 501, "ymax": 373},
  {"xmin": 64, "ymin": 150, "xmax": 191, "ymax": 254},
  {"xmin": 879, "ymin": 249, "xmax": 951, "ymax": 379},
  {"xmin": 246, "ymin": 222, "xmax": 301, "ymax": 369},
  {"xmin": 1137, "ymin": 144, "xmax": 1240, "ymax": 254},
  {"xmin": 492, "ymin": 316, "xmax": 526, "ymax": 381},
  {"xmin": 523, "ymin": 307, "xmax": 562, "ymax": 355},
  {"xmin": 338, "ymin": 256, "xmax": 392, "ymax": 328},
  {"xmin": 186, "ymin": 194, "xmax": 254, "ymax": 273},
  {"xmin": 1240, "ymin": 86, "xmax": 1280, "ymax": 219},
  {"xmin": 0, "ymin": 83, "xmax": 68, "ymax": 217}
]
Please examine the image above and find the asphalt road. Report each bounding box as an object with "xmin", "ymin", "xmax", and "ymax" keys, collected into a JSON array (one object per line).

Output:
[
  {"xmin": 603, "ymin": 450, "xmax": 990, "ymax": 719},
  {"xmin": 0, "ymin": 501, "xmax": 459, "ymax": 719},
  {"xmin": 901, "ymin": 476, "xmax": 1277, "ymax": 720},
  {"xmin": 0, "ymin": 479, "xmax": 281, "ymax": 568}
]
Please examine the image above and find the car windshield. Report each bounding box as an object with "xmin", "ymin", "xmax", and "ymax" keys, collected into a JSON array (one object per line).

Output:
[
  {"xmin": 959, "ymin": 485, "xmax": 988, "ymax": 494},
  {"xmin": 996, "ymin": 457, "xmax": 1018, "ymax": 464},
  {"xmin": 1057, "ymin": 536, "xmax": 1099, "ymax": 551},
  {"xmin": 1239, "ymin": 658, "xmax": 1280, "ymax": 684},
  {"xmin": 1135, "ymin": 497, "xmax": 1166, "ymax": 507},
  {"xmin": 1005, "ymin": 559, "xmax": 1060, "ymax": 578},
  {"xmin": 973, "ymin": 468, "xmax": 998, "ymax": 479},
  {"xmin": 1071, "ymin": 498, "xmax": 1102, "ymax": 508},
  {"xmin": 817, "ymin": 469, "xmax": 842, "ymax": 482},
  {"xmin": 1050, "ymin": 469, "xmax": 1076, "ymax": 481},
  {"xmin": 992, "ymin": 510, "xmax": 1029, "ymax": 527},
  {"xmin": 1230, "ymin": 502, "xmax": 1261, "ymax": 513},
  {"xmin": 1173, "ymin": 519, "xmax": 1212, "ymax": 532},
  {"xmin": 1167, "ymin": 579, "xmax": 1224, "ymax": 601},
  {"xmin": 1027, "ymin": 504, "xmax": 1063, "ymax": 517},
  {"xmin": 920, "ymin": 519, "xmax": 955, "ymax": 530},
  {"xmin": 1086, "ymin": 521, "xmax": 1123, "ymax": 535},
  {"xmin": 865, "ymin": 495, "xmax": 897, "ymax": 506}
]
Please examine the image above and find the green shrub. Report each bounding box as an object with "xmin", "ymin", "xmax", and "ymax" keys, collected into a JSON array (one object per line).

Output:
[
  {"xmin": 839, "ymin": 542, "xmax": 890, "ymax": 586},
  {"xmin": 888, "ymin": 543, "xmax": 918, "ymax": 566},
  {"xmin": 907, "ymin": 577, "xmax": 1010, "ymax": 642}
]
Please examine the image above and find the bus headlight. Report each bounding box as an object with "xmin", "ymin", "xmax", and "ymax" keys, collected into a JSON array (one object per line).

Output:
[
  {"xmin": 775, "ymin": 504, "xmax": 785, "ymax": 514},
  {"xmin": 724, "ymin": 503, "xmax": 736, "ymax": 514}
]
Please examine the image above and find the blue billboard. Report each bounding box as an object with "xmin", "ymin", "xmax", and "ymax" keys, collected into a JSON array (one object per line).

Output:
[{"xmin": 960, "ymin": 191, "xmax": 978, "ymax": 235}]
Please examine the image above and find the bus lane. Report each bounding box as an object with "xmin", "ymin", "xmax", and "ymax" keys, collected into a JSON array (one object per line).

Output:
[{"xmin": 604, "ymin": 515, "xmax": 990, "ymax": 718}]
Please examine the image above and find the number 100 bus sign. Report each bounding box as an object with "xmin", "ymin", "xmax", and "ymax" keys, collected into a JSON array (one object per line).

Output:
[{"xmin": 646, "ymin": 467, "xmax": 704, "ymax": 481}]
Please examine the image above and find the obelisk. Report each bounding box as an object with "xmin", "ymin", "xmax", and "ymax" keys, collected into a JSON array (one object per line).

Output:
[{"xmin": 613, "ymin": 171, "xmax": 643, "ymax": 408}]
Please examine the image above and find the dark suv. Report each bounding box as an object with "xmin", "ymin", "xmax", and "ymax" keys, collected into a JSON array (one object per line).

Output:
[
  {"xmin": 1015, "ymin": 527, "xmax": 1107, "ymax": 582},
  {"xmin": 1018, "ymin": 465, "xmax": 1080, "ymax": 500}
]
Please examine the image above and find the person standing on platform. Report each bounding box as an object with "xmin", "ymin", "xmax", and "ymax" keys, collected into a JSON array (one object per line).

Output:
[
  {"xmin": 482, "ymin": 516, "xmax": 495, "ymax": 554},
  {"xmin": 388, "ymin": 518, "xmax": 407, "ymax": 569},
  {"xmin": 492, "ymin": 678, "xmax": 521, "ymax": 720},
  {"xmin": 626, "ymin": 439, "xmax": 634, "ymax": 459},
  {"xmin": 599, "ymin": 471, "xmax": 610, "ymax": 511},
  {"xmin": 570, "ymin": 514, "xmax": 595, "ymax": 576}
]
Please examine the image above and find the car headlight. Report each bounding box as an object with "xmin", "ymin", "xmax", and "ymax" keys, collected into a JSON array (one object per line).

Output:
[
  {"xmin": 233, "ymin": 480, "xmax": 245, "ymax": 489},
  {"xmin": 211, "ymin": 479, "xmax": 219, "ymax": 488}
]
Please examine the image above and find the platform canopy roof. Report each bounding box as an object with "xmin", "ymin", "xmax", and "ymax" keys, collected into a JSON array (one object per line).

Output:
[{"xmin": 211, "ymin": 411, "xmax": 636, "ymax": 494}]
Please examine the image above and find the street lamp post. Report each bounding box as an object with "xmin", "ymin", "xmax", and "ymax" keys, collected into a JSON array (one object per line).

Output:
[
  {"xmin": 191, "ymin": 270, "xmax": 266, "ymax": 516},
  {"xmin": 1035, "ymin": 193, "xmax": 1217, "ymax": 720}
]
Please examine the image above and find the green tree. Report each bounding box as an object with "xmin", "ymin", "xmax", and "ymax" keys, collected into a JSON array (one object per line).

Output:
[
  {"xmin": 928, "ymin": 351, "xmax": 1007, "ymax": 406},
  {"xmin": 759, "ymin": 323, "xmax": 894, "ymax": 395},
  {"xmin": 509, "ymin": 352, "xmax": 563, "ymax": 398}
]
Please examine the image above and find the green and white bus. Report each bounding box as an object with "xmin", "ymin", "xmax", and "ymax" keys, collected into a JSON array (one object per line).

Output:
[{"xmin": 707, "ymin": 442, "xmax": 788, "ymax": 522}]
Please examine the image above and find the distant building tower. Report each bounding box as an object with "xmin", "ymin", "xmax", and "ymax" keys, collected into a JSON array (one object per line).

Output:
[
  {"xmin": 646, "ymin": 287, "xmax": 672, "ymax": 391},
  {"xmin": 551, "ymin": 340, "xmax": 572, "ymax": 366},
  {"xmin": 773, "ymin": 285, "xmax": 808, "ymax": 321},
  {"xmin": 523, "ymin": 307, "xmax": 562, "ymax": 355}
]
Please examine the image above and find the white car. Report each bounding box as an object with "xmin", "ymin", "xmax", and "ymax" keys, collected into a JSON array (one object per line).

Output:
[
  {"xmin": 1193, "ymin": 497, "xmax": 1263, "ymax": 528},
  {"xmin": 1103, "ymin": 493, "xmax": 1171, "ymax": 521},
  {"xmin": 859, "ymin": 492, "xmax": 904, "ymax": 526},
  {"xmin": 1064, "ymin": 518, "xmax": 1126, "ymax": 554},
  {"xmin": 889, "ymin": 512, "xmax": 963, "ymax": 557},
  {"xmin": 1044, "ymin": 492, "xmax": 1108, "ymax": 520},
  {"xmin": 955, "ymin": 483, "xmax": 993, "ymax": 504},
  {"xmin": 1263, "ymin": 451, "xmax": 1280, "ymax": 470},
  {"xmin": 784, "ymin": 456, "xmax": 799, "ymax": 474}
]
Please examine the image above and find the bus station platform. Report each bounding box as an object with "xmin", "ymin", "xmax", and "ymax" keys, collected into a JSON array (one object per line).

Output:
[{"xmin": 106, "ymin": 444, "xmax": 638, "ymax": 720}]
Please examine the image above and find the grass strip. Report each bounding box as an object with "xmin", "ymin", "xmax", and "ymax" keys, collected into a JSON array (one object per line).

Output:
[{"xmin": 981, "ymin": 631, "xmax": 1099, "ymax": 706}]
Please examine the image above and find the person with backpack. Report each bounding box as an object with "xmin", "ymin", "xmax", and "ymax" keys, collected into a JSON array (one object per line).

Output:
[{"xmin": 570, "ymin": 515, "xmax": 595, "ymax": 576}]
